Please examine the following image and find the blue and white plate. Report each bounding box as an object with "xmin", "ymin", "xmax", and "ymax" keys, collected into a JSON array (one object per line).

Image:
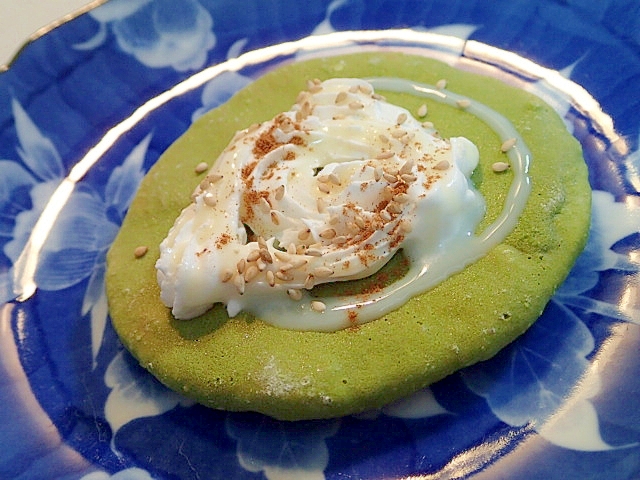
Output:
[{"xmin": 1, "ymin": 1, "xmax": 639, "ymax": 478}]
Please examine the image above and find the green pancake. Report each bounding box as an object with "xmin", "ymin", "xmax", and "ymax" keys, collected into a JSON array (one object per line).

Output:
[{"xmin": 106, "ymin": 52, "xmax": 591, "ymax": 420}]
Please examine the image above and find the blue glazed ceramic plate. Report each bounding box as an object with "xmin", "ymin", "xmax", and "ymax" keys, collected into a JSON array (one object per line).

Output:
[{"xmin": 1, "ymin": 1, "xmax": 639, "ymax": 478}]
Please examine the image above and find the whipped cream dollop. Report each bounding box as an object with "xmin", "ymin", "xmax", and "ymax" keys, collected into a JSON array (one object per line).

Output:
[{"xmin": 156, "ymin": 78, "xmax": 486, "ymax": 328}]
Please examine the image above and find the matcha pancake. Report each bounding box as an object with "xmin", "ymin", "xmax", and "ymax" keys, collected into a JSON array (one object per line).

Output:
[{"xmin": 106, "ymin": 52, "xmax": 591, "ymax": 420}]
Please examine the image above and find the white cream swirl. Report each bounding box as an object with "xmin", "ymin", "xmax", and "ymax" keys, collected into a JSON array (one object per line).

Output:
[{"xmin": 156, "ymin": 78, "xmax": 491, "ymax": 329}]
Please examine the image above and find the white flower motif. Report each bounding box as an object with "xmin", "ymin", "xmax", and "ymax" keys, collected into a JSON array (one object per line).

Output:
[
  {"xmin": 0, "ymin": 98, "xmax": 149, "ymax": 363},
  {"xmin": 76, "ymin": 0, "xmax": 216, "ymax": 72}
]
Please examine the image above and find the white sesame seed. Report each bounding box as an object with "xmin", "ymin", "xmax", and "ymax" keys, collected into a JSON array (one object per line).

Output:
[
  {"xmin": 317, "ymin": 197, "xmax": 327, "ymax": 213},
  {"xmin": 383, "ymin": 172, "xmax": 397, "ymax": 183},
  {"xmin": 287, "ymin": 288, "xmax": 303, "ymax": 301},
  {"xmin": 348, "ymin": 101, "xmax": 364, "ymax": 110},
  {"xmin": 501, "ymin": 137, "xmax": 517, "ymax": 152},
  {"xmin": 233, "ymin": 274, "xmax": 245, "ymax": 294},
  {"xmin": 318, "ymin": 183, "xmax": 331, "ymax": 194},
  {"xmin": 376, "ymin": 150, "xmax": 394, "ymax": 160},
  {"xmin": 391, "ymin": 129, "xmax": 407, "ymax": 139},
  {"xmin": 305, "ymin": 248, "xmax": 323, "ymax": 257},
  {"xmin": 237, "ymin": 258, "xmax": 246, "ymax": 274},
  {"xmin": 244, "ymin": 265, "xmax": 259, "ymax": 282},
  {"xmin": 332, "ymin": 235, "xmax": 348, "ymax": 245},
  {"xmin": 258, "ymin": 197, "xmax": 271, "ymax": 213},
  {"xmin": 287, "ymin": 243, "xmax": 297, "ymax": 255},
  {"xmin": 313, "ymin": 266, "xmax": 334, "ymax": 278},
  {"xmin": 290, "ymin": 257, "xmax": 308, "ymax": 269},
  {"xmin": 354, "ymin": 215, "xmax": 366, "ymax": 229},
  {"xmin": 422, "ymin": 121, "xmax": 434, "ymax": 129},
  {"xmin": 311, "ymin": 301, "xmax": 326, "ymax": 313},
  {"xmin": 298, "ymin": 228, "xmax": 311, "ymax": 240},
  {"xmin": 247, "ymin": 249, "xmax": 261, "ymax": 262},
  {"xmin": 492, "ymin": 161, "xmax": 511, "ymax": 173},
  {"xmin": 203, "ymin": 193, "xmax": 217, "ymax": 207},
  {"xmin": 434, "ymin": 160, "xmax": 450, "ymax": 170},
  {"xmin": 372, "ymin": 93, "xmax": 386, "ymax": 101},
  {"xmin": 195, "ymin": 162, "xmax": 209, "ymax": 174},
  {"xmin": 274, "ymin": 185, "xmax": 285, "ymax": 201},
  {"xmin": 399, "ymin": 220, "xmax": 413, "ymax": 233},
  {"xmin": 348, "ymin": 85, "xmax": 359, "ymax": 93},
  {"xmin": 456, "ymin": 99, "xmax": 471, "ymax": 109},
  {"xmin": 134, "ymin": 246, "xmax": 148, "ymax": 258},
  {"xmin": 401, "ymin": 173, "xmax": 417, "ymax": 183},
  {"xmin": 270, "ymin": 211, "xmax": 280, "ymax": 225},
  {"xmin": 317, "ymin": 174, "xmax": 329, "ymax": 183},
  {"xmin": 260, "ymin": 248, "xmax": 273, "ymax": 263},
  {"xmin": 221, "ymin": 269, "xmax": 234, "ymax": 283},
  {"xmin": 380, "ymin": 210, "xmax": 392, "ymax": 221},
  {"xmin": 320, "ymin": 228, "xmax": 337, "ymax": 239},
  {"xmin": 266, "ymin": 270, "xmax": 276, "ymax": 287},
  {"xmin": 328, "ymin": 173, "xmax": 341, "ymax": 185},
  {"xmin": 273, "ymin": 250, "xmax": 291, "ymax": 262},
  {"xmin": 304, "ymin": 275, "xmax": 315, "ymax": 290},
  {"xmin": 275, "ymin": 271, "xmax": 293, "ymax": 281},
  {"xmin": 387, "ymin": 202, "xmax": 402, "ymax": 214},
  {"xmin": 393, "ymin": 193, "xmax": 409, "ymax": 203},
  {"xmin": 417, "ymin": 104, "xmax": 428, "ymax": 117},
  {"xmin": 399, "ymin": 159, "xmax": 414, "ymax": 175},
  {"xmin": 436, "ymin": 79, "xmax": 447, "ymax": 90},
  {"xmin": 358, "ymin": 84, "xmax": 372, "ymax": 95},
  {"xmin": 379, "ymin": 134, "xmax": 389, "ymax": 143},
  {"xmin": 396, "ymin": 112, "xmax": 407, "ymax": 125},
  {"xmin": 335, "ymin": 91, "xmax": 348, "ymax": 104}
]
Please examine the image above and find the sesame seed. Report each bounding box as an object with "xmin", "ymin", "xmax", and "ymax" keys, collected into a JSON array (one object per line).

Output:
[
  {"xmin": 501, "ymin": 137, "xmax": 517, "ymax": 152},
  {"xmin": 329, "ymin": 215, "xmax": 339, "ymax": 225},
  {"xmin": 244, "ymin": 265, "xmax": 259, "ymax": 282},
  {"xmin": 380, "ymin": 210, "xmax": 392, "ymax": 221},
  {"xmin": 434, "ymin": 160, "xmax": 450, "ymax": 170},
  {"xmin": 374, "ymin": 166, "xmax": 384, "ymax": 181},
  {"xmin": 298, "ymin": 228, "xmax": 311, "ymax": 240},
  {"xmin": 332, "ymin": 235, "xmax": 348, "ymax": 245},
  {"xmin": 387, "ymin": 202, "xmax": 402, "ymax": 214},
  {"xmin": 317, "ymin": 197, "xmax": 327, "ymax": 213},
  {"xmin": 274, "ymin": 185, "xmax": 285, "ymax": 201},
  {"xmin": 379, "ymin": 134, "xmax": 389, "ymax": 143},
  {"xmin": 401, "ymin": 173, "xmax": 417, "ymax": 183},
  {"xmin": 260, "ymin": 248, "xmax": 273, "ymax": 263},
  {"xmin": 354, "ymin": 215, "xmax": 366, "ymax": 229},
  {"xmin": 436, "ymin": 79, "xmax": 447, "ymax": 90},
  {"xmin": 290, "ymin": 257, "xmax": 308, "ymax": 269},
  {"xmin": 348, "ymin": 85, "xmax": 359, "ymax": 93},
  {"xmin": 279, "ymin": 262, "xmax": 294, "ymax": 272},
  {"xmin": 256, "ymin": 258, "xmax": 267, "ymax": 271},
  {"xmin": 287, "ymin": 243, "xmax": 297, "ymax": 255},
  {"xmin": 311, "ymin": 301, "xmax": 326, "ymax": 313},
  {"xmin": 399, "ymin": 159, "xmax": 414, "ymax": 175},
  {"xmin": 317, "ymin": 174, "xmax": 329, "ymax": 183},
  {"xmin": 266, "ymin": 270, "xmax": 276, "ymax": 286},
  {"xmin": 492, "ymin": 161, "xmax": 511, "ymax": 173},
  {"xmin": 237, "ymin": 258, "xmax": 246, "ymax": 274},
  {"xmin": 391, "ymin": 129, "xmax": 407, "ymax": 139},
  {"xmin": 383, "ymin": 172, "xmax": 398, "ymax": 183},
  {"xmin": 348, "ymin": 101, "xmax": 364, "ymax": 110},
  {"xmin": 287, "ymin": 289, "xmax": 303, "ymax": 301},
  {"xmin": 247, "ymin": 249, "xmax": 261, "ymax": 262},
  {"xmin": 328, "ymin": 173, "xmax": 341, "ymax": 185},
  {"xmin": 221, "ymin": 269, "xmax": 234, "ymax": 282},
  {"xmin": 270, "ymin": 211, "xmax": 280, "ymax": 225},
  {"xmin": 422, "ymin": 121, "xmax": 434, "ymax": 129},
  {"xmin": 273, "ymin": 250, "xmax": 291, "ymax": 262},
  {"xmin": 318, "ymin": 183, "xmax": 331, "ymax": 194},
  {"xmin": 134, "ymin": 246, "xmax": 148, "ymax": 258},
  {"xmin": 304, "ymin": 275, "xmax": 315, "ymax": 289},
  {"xmin": 396, "ymin": 112, "xmax": 407, "ymax": 125},
  {"xmin": 320, "ymin": 228, "xmax": 337, "ymax": 239},
  {"xmin": 358, "ymin": 84, "xmax": 372, "ymax": 95},
  {"xmin": 233, "ymin": 274, "xmax": 245, "ymax": 294},
  {"xmin": 203, "ymin": 193, "xmax": 217, "ymax": 207},
  {"xmin": 393, "ymin": 193, "xmax": 409, "ymax": 203},
  {"xmin": 305, "ymin": 248, "xmax": 323, "ymax": 257},
  {"xmin": 275, "ymin": 270, "xmax": 293, "ymax": 281},
  {"xmin": 399, "ymin": 220, "xmax": 413, "ymax": 233},
  {"xmin": 195, "ymin": 162, "xmax": 209, "ymax": 174},
  {"xmin": 456, "ymin": 99, "xmax": 471, "ymax": 109},
  {"xmin": 313, "ymin": 266, "xmax": 334, "ymax": 278},
  {"xmin": 257, "ymin": 236, "xmax": 267, "ymax": 249},
  {"xmin": 376, "ymin": 151, "xmax": 394, "ymax": 160},
  {"xmin": 372, "ymin": 93, "xmax": 386, "ymax": 101},
  {"xmin": 335, "ymin": 91, "xmax": 348, "ymax": 104},
  {"xmin": 417, "ymin": 104, "xmax": 428, "ymax": 117}
]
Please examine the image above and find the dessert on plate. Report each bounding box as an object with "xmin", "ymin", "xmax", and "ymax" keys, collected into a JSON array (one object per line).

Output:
[{"xmin": 106, "ymin": 52, "xmax": 591, "ymax": 420}]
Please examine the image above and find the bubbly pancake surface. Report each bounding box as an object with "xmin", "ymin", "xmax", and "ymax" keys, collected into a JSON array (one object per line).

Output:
[{"xmin": 106, "ymin": 52, "xmax": 591, "ymax": 420}]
